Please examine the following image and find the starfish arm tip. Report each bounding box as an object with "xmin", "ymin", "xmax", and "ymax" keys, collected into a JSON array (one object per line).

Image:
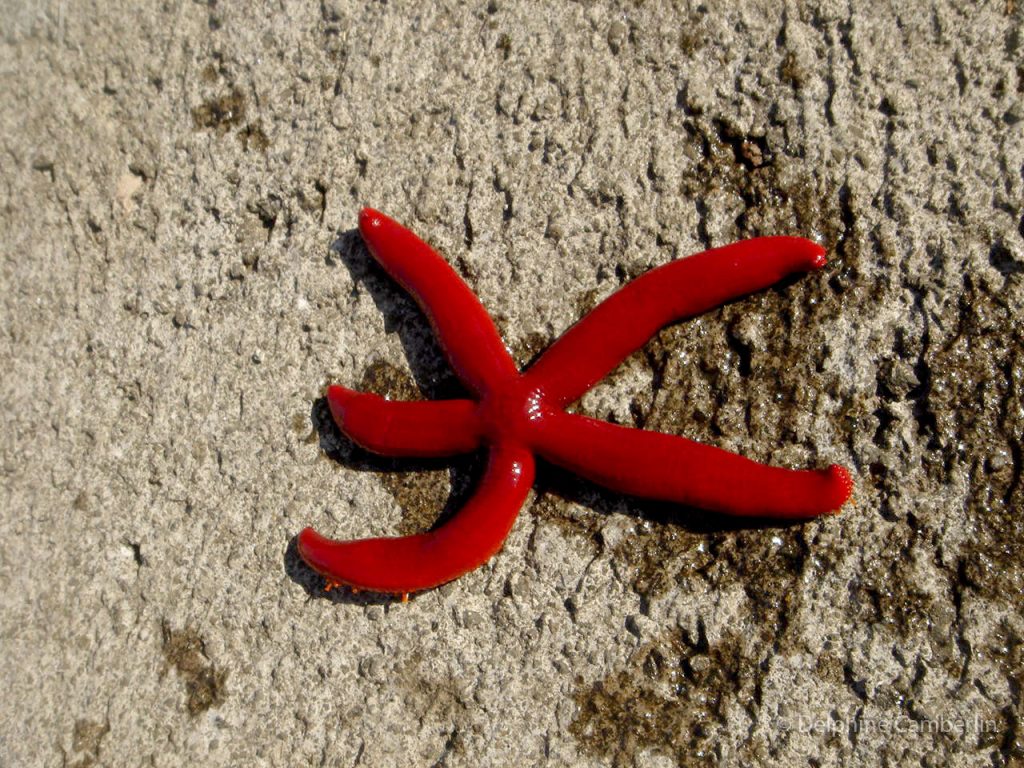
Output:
[
  {"xmin": 359, "ymin": 207, "xmax": 384, "ymax": 232},
  {"xmin": 326, "ymin": 383, "xmax": 354, "ymax": 409},
  {"xmin": 826, "ymin": 463, "xmax": 854, "ymax": 511},
  {"xmin": 790, "ymin": 236, "xmax": 827, "ymax": 269},
  {"xmin": 296, "ymin": 526, "xmax": 331, "ymax": 577},
  {"xmin": 325, "ymin": 384, "xmax": 364, "ymax": 435}
]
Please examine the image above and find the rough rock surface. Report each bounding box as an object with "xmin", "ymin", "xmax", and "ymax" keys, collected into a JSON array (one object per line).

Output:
[{"xmin": 1, "ymin": 1, "xmax": 1022, "ymax": 766}]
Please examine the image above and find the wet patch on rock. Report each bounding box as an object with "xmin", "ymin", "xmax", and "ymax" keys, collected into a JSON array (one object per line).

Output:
[
  {"xmin": 357, "ymin": 359, "xmax": 420, "ymax": 402},
  {"xmin": 571, "ymin": 630, "xmax": 754, "ymax": 766},
  {"xmin": 192, "ymin": 88, "xmax": 247, "ymax": 133},
  {"xmin": 677, "ymin": 116, "xmax": 856, "ymax": 262},
  {"xmin": 924, "ymin": 280, "xmax": 1023, "ymax": 602},
  {"xmin": 161, "ymin": 623, "xmax": 228, "ymax": 716},
  {"xmin": 528, "ymin": 477, "xmax": 604, "ymax": 553},
  {"xmin": 66, "ymin": 718, "xmax": 109, "ymax": 768},
  {"xmin": 509, "ymin": 330, "xmax": 551, "ymax": 371},
  {"xmin": 191, "ymin": 76, "xmax": 270, "ymax": 151},
  {"xmin": 237, "ymin": 121, "xmax": 269, "ymax": 152}
]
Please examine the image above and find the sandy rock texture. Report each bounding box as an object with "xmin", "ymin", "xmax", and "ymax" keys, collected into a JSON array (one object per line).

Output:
[{"xmin": 1, "ymin": 0, "xmax": 1022, "ymax": 765}]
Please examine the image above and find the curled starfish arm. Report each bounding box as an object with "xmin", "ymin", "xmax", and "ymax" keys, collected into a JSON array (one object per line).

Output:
[
  {"xmin": 525, "ymin": 237, "xmax": 828, "ymax": 408},
  {"xmin": 298, "ymin": 442, "xmax": 535, "ymax": 594},
  {"xmin": 327, "ymin": 385, "xmax": 482, "ymax": 457},
  {"xmin": 531, "ymin": 411, "xmax": 852, "ymax": 519},
  {"xmin": 358, "ymin": 208, "xmax": 518, "ymax": 396}
]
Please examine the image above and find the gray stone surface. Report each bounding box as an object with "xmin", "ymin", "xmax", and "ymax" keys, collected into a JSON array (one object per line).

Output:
[{"xmin": 1, "ymin": 1, "xmax": 1022, "ymax": 766}]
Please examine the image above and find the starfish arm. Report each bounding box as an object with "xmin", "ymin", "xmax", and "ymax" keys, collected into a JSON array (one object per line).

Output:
[
  {"xmin": 327, "ymin": 385, "xmax": 482, "ymax": 457},
  {"xmin": 524, "ymin": 237, "xmax": 828, "ymax": 408},
  {"xmin": 297, "ymin": 441, "xmax": 535, "ymax": 594},
  {"xmin": 530, "ymin": 411, "xmax": 852, "ymax": 518},
  {"xmin": 358, "ymin": 208, "xmax": 518, "ymax": 396}
]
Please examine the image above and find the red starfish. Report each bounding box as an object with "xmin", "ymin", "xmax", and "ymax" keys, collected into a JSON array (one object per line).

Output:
[{"xmin": 297, "ymin": 209, "xmax": 853, "ymax": 598}]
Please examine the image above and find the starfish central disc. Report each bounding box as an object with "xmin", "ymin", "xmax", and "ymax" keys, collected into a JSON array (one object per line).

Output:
[{"xmin": 476, "ymin": 379, "xmax": 549, "ymax": 446}]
